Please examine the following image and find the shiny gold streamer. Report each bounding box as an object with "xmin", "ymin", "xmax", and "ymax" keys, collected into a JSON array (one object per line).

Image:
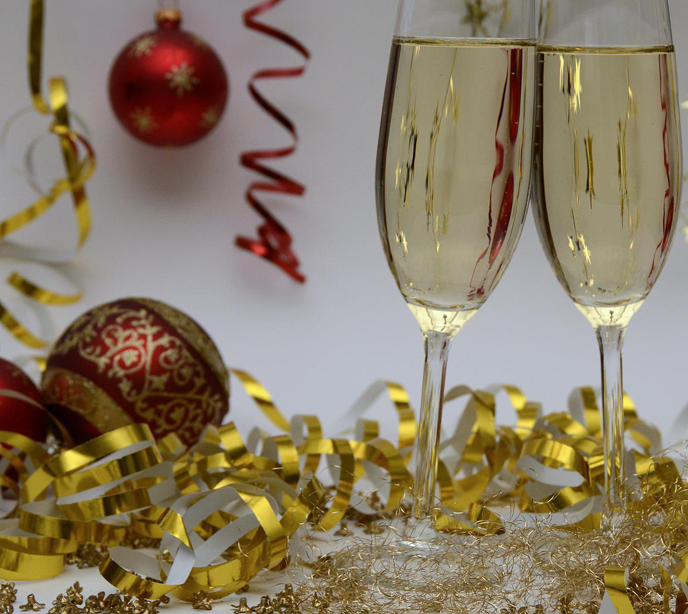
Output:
[
  {"xmin": 0, "ymin": 368, "xmax": 685, "ymax": 614},
  {"xmin": 604, "ymin": 567, "xmax": 636, "ymax": 614},
  {"xmin": 0, "ymin": 0, "xmax": 93, "ymax": 347}
]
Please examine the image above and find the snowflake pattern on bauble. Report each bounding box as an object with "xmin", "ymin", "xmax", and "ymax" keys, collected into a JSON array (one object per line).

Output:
[{"xmin": 165, "ymin": 62, "xmax": 200, "ymax": 97}]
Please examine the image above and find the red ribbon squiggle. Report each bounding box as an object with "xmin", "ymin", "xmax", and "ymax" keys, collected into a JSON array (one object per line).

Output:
[{"xmin": 236, "ymin": 0, "xmax": 310, "ymax": 283}]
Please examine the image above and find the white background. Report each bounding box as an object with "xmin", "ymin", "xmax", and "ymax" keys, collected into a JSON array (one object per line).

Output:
[{"xmin": 0, "ymin": 0, "xmax": 687, "ymax": 444}]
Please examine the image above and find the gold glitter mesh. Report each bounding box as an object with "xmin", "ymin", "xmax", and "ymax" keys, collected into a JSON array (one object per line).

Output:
[{"xmin": 295, "ymin": 475, "xmax": 688, "ymax": 613}]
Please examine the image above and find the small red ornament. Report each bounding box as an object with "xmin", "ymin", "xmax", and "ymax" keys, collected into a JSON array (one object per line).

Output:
[
  {"xmin": 41, "ymin": 298, "xmax": 230, "ymax": 446},
  {"xmin": 108, "ymin": 8, "xmax": 229, "ymax": 147},
  {"xmin": 0, "ymin": 358, "xmax": 49, "ymax": 443}
]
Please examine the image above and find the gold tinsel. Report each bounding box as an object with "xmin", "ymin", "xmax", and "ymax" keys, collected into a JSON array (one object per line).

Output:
[{"xmin": 296, "ymin": 482, "xmax": 688, "ymax": 613}]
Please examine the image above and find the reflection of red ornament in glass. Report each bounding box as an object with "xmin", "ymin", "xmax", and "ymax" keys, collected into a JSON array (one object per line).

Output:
[
  {"xmin": 0, "ymin": 358, "xmax": 49, "ymax": 443},
  {"xmin": 41, "ymin": 298, "xmax": 230, "ymax": 447},
  {"xmin": 108, "ymin": 8, "xmax": 229, "ymax": 147}
]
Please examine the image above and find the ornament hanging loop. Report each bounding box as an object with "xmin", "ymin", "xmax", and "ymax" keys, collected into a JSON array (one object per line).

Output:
[
  {"xmin": 156, "ymin": 0, "xmax": 181, "ymax": 28},
  {"xmin": 155, "ymin": 8, "xmax": 181, "ymax": 29}
]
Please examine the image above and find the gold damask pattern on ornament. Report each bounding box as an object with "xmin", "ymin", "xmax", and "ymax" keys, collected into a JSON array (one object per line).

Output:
[
  {"xmin": 42, "ymin": 368, "xmax": 132, "ymax": 433},
  {"xmin": 137, "ymin": 298, "xmax": 229, "ymax": 394},
  {"xmin": 48, "ymin": 302, "xmax": 227, "ymax": 441}
]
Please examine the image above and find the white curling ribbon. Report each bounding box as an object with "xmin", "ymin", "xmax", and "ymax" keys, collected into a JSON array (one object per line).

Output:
[
  {"xmin": 20, "ymin": 498, "xmax": 72, "ymax": 528},
  {"xmin": 177, "ymin": 443, "xmax": 221, "ymax": 493},
  {"xmin": 333, "ymin": 381, "xmax": 395, "ymax": 438},
  {"xmin": 290, "ymin": 415, "xmax": 314, "ymax": 446},
  {"xmin": 567, "ymin": 388, "xmax": 593, "ymax": 427},
  {"xmin": 626, "ymin": 420, "xmax": 662, "ymax": 455},
  {"xmin": 247, "ymin": 425, "xmax": 270, "ymax": 456},
  {"xmin": 11, "ymin": 432, "xmax": 166, "ymax": 544},
  {"xmin": 55, "ymin": 463, "xmax": 168, "ymax": 508},
  {"xmin": 0, "ymin": 243, "xmax": 77, "ymax": 265},
  {"xmin": 243, "ymin": 473, "xmax": 301, "ymax": 505},
  {"xmin": 521, "ymin": 479, "xmax": 601, "ymax": 525},
  {"xmin": 517, "ymin": 455, "xmax": 586, "ymax": 488},
  {"xmin": 155, "ymin": 483, "xmax": 283, "ymax": 587},
  {"xmin": 349, "ymin": 459, "xmax": 391, "ymax": 516},
  {"xmin": 486, "ymin": 383, "xmax": 543, "ymax": 428},
  {"xmin": 0, "ymin": 106, "xmax": 91, "ymax": 265},
  {"xmin": 53, "ymin": 439, "xmax": 161, "ymax": 490},
  {"xmin": 148, "ymin": 471, "xmax": 179, "ymax": 505},
  {"xmin": 159, "ymin": 496, "xmax": 203, "ymax": 585},
  {"xmin": 440, "ymin": 385, "xmax": 486, "ymax": 462},
  {"xmin": 550, "ymin": 499, "xmax": 602, "ymax": 527},
  {"xmin": 535, "ymin": 415, "xmax": 575, "ymax": 439},
  {"xmin": 322, "ymin": 439, "xmax": 353, "ymax": 490},
  {"xmin": 333, "ymin": 380, "xmax": 415, "ymax": 451},
  {"xmin": 0, "ymin": 106, "xmax": 91, "ymax": 198},
  {"xmin": 108, "ymin": 546, "xmax": 171, "ymax": 586},
  {"xmin": 261, "ymin": 436, "xmax": 287, "ymax": 464},
  {"xmin": 598, "ymin": 589, "xmax": 619, "ymax": 614},
  {"xmin": 194, "ymin": 490, "xmax": 280, "ymax": 567},
  {"xmin": 670, "ymin": 403, "xmax": 688, "ymax": 447}
]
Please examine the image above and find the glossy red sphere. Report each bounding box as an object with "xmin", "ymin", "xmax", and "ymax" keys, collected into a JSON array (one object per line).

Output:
[
  {"xmin": 108, "ymin": 10, "xmax": 229, "ymax": 147},
  {"xmin": 42, "ymin": 298, "xmax": 230, "ymax": 446},
  {"xmin": 0, "ymin": 357, "xmax": 49, "ymax": 443}
]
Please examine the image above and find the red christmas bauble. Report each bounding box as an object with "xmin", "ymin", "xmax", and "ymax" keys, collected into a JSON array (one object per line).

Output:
[
  {"xmin": 108, "ymin": 8, "xmax": 229, "ymax": 147},
  {"xmin": 0, "ymin": 358, "xmax": 49, "ymax": 443},
  {"xmin": 41, "ymin": 298, "xmax": 230, "ymax": 446}
]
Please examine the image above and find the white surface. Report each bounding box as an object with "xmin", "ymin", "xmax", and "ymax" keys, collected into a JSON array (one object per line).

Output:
[{"xmin": 0, "ymin": 0, "xmax": 687, "ymax": 447}]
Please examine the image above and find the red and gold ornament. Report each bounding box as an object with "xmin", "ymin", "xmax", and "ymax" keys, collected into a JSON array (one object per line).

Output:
[
  {"xmin": 0, "ymin": 358, "xmax": 49, "ymax": 443},
  {"xmin": 108, "ymin": 8, "xmax": 229, "ymax": 147},
  {"xmin": 41, "ymin": 298, "xmax": 230, "ymax": 446}
]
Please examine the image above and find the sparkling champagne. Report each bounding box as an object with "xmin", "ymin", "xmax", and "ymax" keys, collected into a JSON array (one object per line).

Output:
[
  {"xmin": 533, "ymin": 46, "xmax": 682, "ymax": 328},
  {"xmin": 377, "ymin": 38, "xmax": 536, "ymax": 335}
]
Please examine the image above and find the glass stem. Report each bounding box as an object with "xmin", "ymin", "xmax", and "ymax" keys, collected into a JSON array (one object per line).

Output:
[
  {"xmin": 413, "ymin": 330, "xmax": 453, "ymax": 519},
  {"xmin": 595, "ymin": 324, "xmax": 627, "ymax": 518}
]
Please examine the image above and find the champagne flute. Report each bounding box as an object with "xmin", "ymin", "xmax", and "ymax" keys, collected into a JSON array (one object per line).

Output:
[
  {"xmin": 376, "ymin": 0, "xmax": 537, "ymax": 524},
  {"xmin": 532, "ymin": 0, "xmax": 682, "ymax": 517}
]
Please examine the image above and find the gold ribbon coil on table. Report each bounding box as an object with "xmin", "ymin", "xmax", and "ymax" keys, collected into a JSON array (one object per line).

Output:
[
  {"xmin": 0, "ymin": 368, "xmax": 684, "ymax": 613},
  {"xmin": 0, "ymin": 0, "xmax": 93, "ymax": 348}
]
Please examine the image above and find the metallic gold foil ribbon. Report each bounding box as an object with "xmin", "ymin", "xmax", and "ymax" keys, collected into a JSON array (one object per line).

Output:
[
  {"xmin": 0, "ymin": 0, "xmax": 93, "ymax": 348},
  {"xmin": 601, "ymin": 567, "xmax": 635, "ymax": 614},
  {"xmin": 0, "ymin": 367, "xmax": 682, "ymax": 614}
]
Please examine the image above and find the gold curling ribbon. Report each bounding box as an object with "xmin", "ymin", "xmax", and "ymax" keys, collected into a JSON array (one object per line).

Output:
[
  {"xmin": 231, "ymin": 369, "xmax": 291, "ymax": 432},
  {"xmin": 0, "ymin": 369, "xmax": 681, "ymax": 611},
  {"xmin": 385, "ymin": 381, "xmax": 416, "ymax": 450},
  {"xmin": 7, "ymin": 272, "xmax": 80, "ymax": 306},
  {"xmin": 0, "ymin": 0, "xmax": 93, "ymax": 348},
  {"xmin": 604, "ymin": 567, "xmax": 636, "ymax": 614}
]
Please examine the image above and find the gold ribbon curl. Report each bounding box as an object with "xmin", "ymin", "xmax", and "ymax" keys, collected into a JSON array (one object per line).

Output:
[
  {"xmin": 0, "ymin": 0, "xmax": 93, "ymax": 348},
  {"xmin": 0, "ymin": 367, "xmax": 683, "ymax": 614}
]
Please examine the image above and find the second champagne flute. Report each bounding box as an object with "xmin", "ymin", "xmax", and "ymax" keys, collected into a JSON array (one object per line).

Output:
[
  {"xmin": 533, "ymin": 0, "xmax": 682, "ymax": 519},
  {"xmin": 376, "ymin": 0, "xmax": 537, "ymax": 526}
]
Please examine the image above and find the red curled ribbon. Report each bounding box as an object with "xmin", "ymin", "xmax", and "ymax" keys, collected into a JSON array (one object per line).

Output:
[{"xmin": 236, "ymin": 0, "xmax": 310, "ymax": 283}]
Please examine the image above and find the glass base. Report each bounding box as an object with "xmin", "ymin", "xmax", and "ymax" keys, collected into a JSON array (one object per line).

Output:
[
  {"xmin": 395, "ymin": 516, "xmax": 443, "ymax": 554},
  {"xmin": 349, "ymin": 517, "xmax": 462, "ymax": 595}
]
